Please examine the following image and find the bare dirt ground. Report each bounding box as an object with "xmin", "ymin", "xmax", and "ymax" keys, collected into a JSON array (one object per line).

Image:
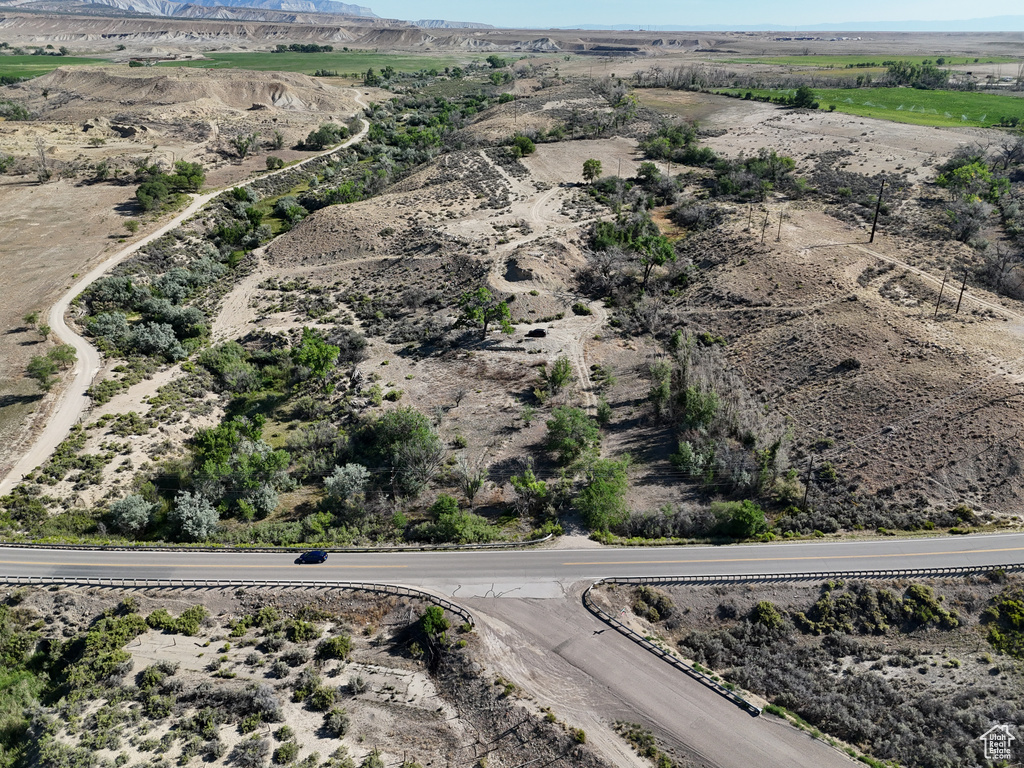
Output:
[{"xmin": 7, "ymin": 585, "xmax": 616, "ymax": 768}]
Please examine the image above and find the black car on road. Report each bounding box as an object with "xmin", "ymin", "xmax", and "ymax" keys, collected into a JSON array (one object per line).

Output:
[{"xmin": 295, "ymin": 550, "xmax": 328, "ymax": 564}]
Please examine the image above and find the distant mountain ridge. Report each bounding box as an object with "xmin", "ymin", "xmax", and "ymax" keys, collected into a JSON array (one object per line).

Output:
[
  {"xmin": 414, "ymin": 19, "xmax": 492, "ymax": 29},
  {"xmin": 557, "ymin": 15, "xmax": 1024, "ymax": 32},
  {"xmin": 0, "ymin": 0, "xmax": 376, "ymax": 16}
]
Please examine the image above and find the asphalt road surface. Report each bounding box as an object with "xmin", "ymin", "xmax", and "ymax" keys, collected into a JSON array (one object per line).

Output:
[{"xmin": 3, "ymin": 532, "xmax": 1022, "ymax": 596}]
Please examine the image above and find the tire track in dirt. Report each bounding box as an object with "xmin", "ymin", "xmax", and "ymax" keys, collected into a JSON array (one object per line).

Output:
[{"xmin": 475, "ymin": 152, "xmax": 607, "ymax": 413}]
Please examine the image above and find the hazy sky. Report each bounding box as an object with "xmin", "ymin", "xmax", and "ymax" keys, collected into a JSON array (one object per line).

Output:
[{"xmin": 370, "ymin": 0, "xmax": 1022, "ymax": 27}]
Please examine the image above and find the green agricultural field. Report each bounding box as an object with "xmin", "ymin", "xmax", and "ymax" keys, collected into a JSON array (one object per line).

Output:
[
  {"xmin": 154, "ymin": 51, "xmax": 485, "ymax": 76},
  {"xmin": 717, "ymin": 87, "xmax": 1024, "ymax": 128},
  {"xmin": 722, "ymin": 54, "xmax": 1019, "ymax": 68},
  {"xmin": 0, "ymin": 54, "xmax": 108, "ymax": 80}
]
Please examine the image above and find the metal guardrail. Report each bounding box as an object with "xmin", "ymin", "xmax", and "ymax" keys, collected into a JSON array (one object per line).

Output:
[
  {"xmin": 0, "ymin": 534, "xmax": 552, "ymax": 555},
  {"xmin": 0, "ymin": 575, "xmax": 474, "ymax": 627},
  {"xmin": 583, "ymin": 562, "xmax": 1024, "ymax": 718},
  {"xmin": 596, "ymin": 562, "xmax": 1024, "ymax": 587}
]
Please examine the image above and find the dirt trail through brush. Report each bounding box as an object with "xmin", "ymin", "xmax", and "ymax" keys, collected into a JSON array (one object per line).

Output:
[
  {"xmin": 0, "ymin": 90, "xmax": 370, "ymax": 496},
  {"xmin": 473, "ymin": 151, "xmax": 607, "ymax": 411}
]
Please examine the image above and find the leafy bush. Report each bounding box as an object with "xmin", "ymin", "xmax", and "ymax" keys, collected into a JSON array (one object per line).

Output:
[
  {"xmin": 287, "ymin": 620, "xmax": 321, "ymax": 643},
  {"xmin": 575, "ymin": 457, "xmax": 630, "ymax": 531},
  {"xmin": 357, "ymin": 407, "xmax": 444, "ymax": 496},
  {"xmin": 632, "ymin": 586, "xmax": 675, "ymax": 623},
  {"xmin": 325, "ymin": 708, "xmax": 350, "ymax": 737},
  {"xmin": 307, "ymin": 685, "xmax": 336, "ymax": 711},
  {"xmin": 710, "ymin": 500, "xmax": 766, "ymax": 539},
  {"xmin": 273, "ymin": 741, "xmax": 299, "ymax": 765},
  {"xmin": 146, "ymin": 605, "xmax": 209, "ymax": 635},
  {"xmin": 420, "ymin": 605, "xmax": 450, "ymax": 636},
  {"xmin": 984, "ymin": 588, "xmax": 1024, "ymax": 658},
  {"xmin": 325, "ymin": 464, "xmax": 370, "ymax": 503},
  {"xmin": 316, "ymin": 635, "xmax": 352, "ymax": 661},
  {"xmin": 511, "ymin": 134, "xmax": 535, "ymax": 157},
  {"xmin": 168, "ymin": 491, "xmax": 219, "ymax": 541},
  {"xmin": 545, "ymin": 407, "xmax": 600, "ymax": 465},
  {"xmin": 410, "ymin": 494, "xmax": 500, "ymax": 544},
  {"xmin": 231, "ymin": 736, "xmax": 270, "ymax": 768},
  {"xmin": 109, "ymin": 494, "xmax": 154, "ymax": 536},
  {"xmin": 302, "ymin": 123, "xmax": 347, "ymax": 150}
]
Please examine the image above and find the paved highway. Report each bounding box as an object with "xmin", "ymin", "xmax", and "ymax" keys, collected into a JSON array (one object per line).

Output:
[{"xmin": 2, "ymin": 532, "xmax": 1022, "ymax": 596}]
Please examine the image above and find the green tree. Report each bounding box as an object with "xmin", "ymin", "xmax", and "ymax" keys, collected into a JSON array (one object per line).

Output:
[
  {"xmin": 582, "ymin": 158, "xmax": 602, "ymax": 184},
  {"xmin": 638, "ymin": 234, "xmax": 677, "ymax": 290},
  {"xmin": 168, "ymin": 160, "xmax": 205, "ymax": 192},
  {"xmin": 936, "ymin": 160, "xmax": 1008, "ymax": 203},
  {"xmin": 637, "ymin": 161, "xmax": 660, "ymax": 183},
  {"xmin": 546, "ymin": 406, "xmax": 600, "ymax": 465},
  {"xmin": 539, "ymin": 355, "xmax": 574, "ymax": 396},
  {"xmin": 303, "ymin": 123, "xmax": 347, "ymax": 150},
  {"xmin": 136, "ymin": 177, "xmax": 170, "ymax": 211},
  {"xmin": 47, "ymin": 343, "xmax": 76, "ymax": 369},
  {"xmin": 26, "ymin": 355, "xmax": 57, "ymax": 391},
  {"xmin": 575, "ymin": 457, "xmax": 630, "ymax": 531},
  {"xmin": 511, "ymin": 134, "xmax": 535, "ymax": 157},
  {"xmin": 509, "ymin": 466, "xmax": 548, "ymax": 516},
  {"xmin": 291, "ymin": 327, "xmax": 339, "ymax": 378},
  {"xmin": 792, "ymin": 85, "xmax": 817, "ymax": 109},
  {"xmin": 420, "ymin": 605, "xmax": 450, "ymax": 636},
  {"xmin": 124, "ymin": 219, "xmax": 140, "ymax": 234},
  {"xmin": 231, "ymin": 132, "xmax": 259, "ymax": 160},
  {"xmin": 360, "ymin": 407, "xmax": 444, "ymax": 496},
  {"xmin": 711, "ymin": 500, "xmax": 766, "ymax": 539},
  {"xmin": 458, "ymin": 287, "xmax": 513, "ymax": 340}
]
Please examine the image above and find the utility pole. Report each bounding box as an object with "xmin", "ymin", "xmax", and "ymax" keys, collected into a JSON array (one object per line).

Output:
[
  {"xmin": 801, "ymin": 454, "xmax": 814, "ymax": 509},
  {"xmin": 869, "ymin": 179, "xmax": 885, "ymax": 243},
  {"xmin": 955, "ymin": 269, "xmax": 968, "ymax": 313},
  {"xmin": 933, "ymin": 269, "xmax": 948, "ymax": 318}
]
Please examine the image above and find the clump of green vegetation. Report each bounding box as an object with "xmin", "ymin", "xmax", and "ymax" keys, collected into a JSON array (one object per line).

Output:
[
  {"xmin": 982, "ymin": 587, "xmax": 1024, "ymax": 658},
  {"xmin": 146, "ymin": 605, "xmax": 210, "ymax": 635},
  {"xmin": 792, "ymin": 581, "xmax": 958, "ymax": 635},
  {"xmin": 632, "ymin": 586, "xmax": 675, "ymax": 623},
  {"xmin": 613, "ymin": 721, "xmax": 685, "ymax": 767}
]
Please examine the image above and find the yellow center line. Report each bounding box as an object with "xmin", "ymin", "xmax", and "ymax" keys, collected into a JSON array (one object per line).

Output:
[
  {"xmin": 0, "ymin": 560, "xmax": 407, "ymax": 570},
  {"xmin": 563, "ymin": 545, "xmax": 1024, "ymax": 566}
]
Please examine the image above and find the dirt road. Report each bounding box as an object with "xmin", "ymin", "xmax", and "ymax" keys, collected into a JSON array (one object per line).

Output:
[{"xmin": 0, "ymin": 91, "xmax": 369, "ymax": 496}]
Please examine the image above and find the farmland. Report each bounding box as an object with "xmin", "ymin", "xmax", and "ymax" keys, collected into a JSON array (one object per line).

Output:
[
  {"xmin": 716, "ymin": 86, "xmax": 1024, "ymax": 127},
  {"xmin": 154, "ymin": 50, "xmax": 491, "ymax": 76},
  {"xmin": 722, "ymin": 54, "xmax": 1020, "ymax": 68},
  {"xmin": 0, "ymin": 54, "xmax": 107, "ymax": 80}
]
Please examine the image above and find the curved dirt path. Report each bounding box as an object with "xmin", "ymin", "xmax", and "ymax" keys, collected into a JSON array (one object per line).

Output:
[
  {"xmin": 0, "ymin": 90, "xmax": 369, "ymax": 496},
  {"xmin": 473, "ymin": 151, "xmax": 608, "ymax": 412}
]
